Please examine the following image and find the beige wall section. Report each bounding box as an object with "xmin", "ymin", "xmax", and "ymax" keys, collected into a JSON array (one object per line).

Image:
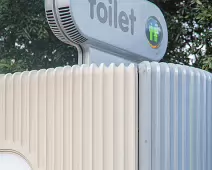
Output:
[{"xmin": 0, "ymin": 64, "xmax": 138, "ymax": 170}]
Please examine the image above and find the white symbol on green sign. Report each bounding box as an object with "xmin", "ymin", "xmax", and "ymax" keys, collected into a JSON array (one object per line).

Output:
[{"xmin": 149, "ymin": 24, "xmax": 159, "ymax": 43}]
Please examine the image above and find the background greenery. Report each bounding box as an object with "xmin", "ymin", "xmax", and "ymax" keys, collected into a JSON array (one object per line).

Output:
[{"xmin": 0, "ymin": 0, "xmax": 211, "ymax": 73}]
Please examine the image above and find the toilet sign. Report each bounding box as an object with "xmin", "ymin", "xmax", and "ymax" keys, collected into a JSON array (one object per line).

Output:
[
  {"xmin": 46, "ymin": 0, "xmax": 168, "ymax": 63},
  {"xmin": 88, "ymin": 0, "xmax": 136, "ymax": 35}
]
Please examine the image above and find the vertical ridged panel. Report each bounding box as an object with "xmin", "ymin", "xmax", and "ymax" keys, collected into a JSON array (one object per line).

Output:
[
  {"xmin": 139, "ymin": 62, "xmax": 212, "ymax": 170},
  {"xmin": 13, "ymin": 73, "xmax": 22, "ymax": 145},
  {"xmin": 206, "ymin": 72, "xmax": 212, "ymax": 170},
  {"xmin": 159, "ymin": 63, "xmax": 170, "ymax": 170},
  {"xmin": 0, "ymin": 64, "xmax": 137, "ymax": 170},
  {"xmin": 92, "ymin": 64, "xmax": 103, "ymax": 170},
  {"xmin": 103, "ymin": 64, "xmax": 114, "ymax": 170},
  {"xmin": 38, "ymin": 70, "xmax": 47, "ymax": 169},
  {"xmin": 151, "ymin": 63, "xmax": 161, "ymax": 170},
  {"xmin": 0, "ymin": 75, "xmax": 6, "ymax": 143},
  {"xmin": 46, "ymin": 69, "xmax": 55, "ymax": 170},
  {"xmin": 139, "ymin": 62, "xmax": 152, "ymax": 170},
  {"xmin": 114, "ymin": 64, "xmax": 125, "ymax": 170},
  {"xmin": 5, "ymin": 74, "xmax": 13, "ymax": 142}
]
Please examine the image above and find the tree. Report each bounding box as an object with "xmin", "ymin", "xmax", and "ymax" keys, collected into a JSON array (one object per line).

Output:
[
  {"xmin": 0, "ymin": 0, "xmax": 78, "ymax": 73},
  {"xmin": 159, "ymin": 0, "xmax": 212, "ymax": 72},
  {"xmin": 0, "ymin": 0, "xmax": 211, "ymax": 73}
]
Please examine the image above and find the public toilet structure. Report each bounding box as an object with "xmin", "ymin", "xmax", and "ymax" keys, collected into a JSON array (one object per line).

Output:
[{"xmin": 0, "ymin": 0, "xmax": 211, "ymax": 170}]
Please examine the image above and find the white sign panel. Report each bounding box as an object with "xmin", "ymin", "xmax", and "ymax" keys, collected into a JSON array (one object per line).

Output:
[{"xmin": 47, "ymin": 0, "xmax": 168, "ymax": 62}]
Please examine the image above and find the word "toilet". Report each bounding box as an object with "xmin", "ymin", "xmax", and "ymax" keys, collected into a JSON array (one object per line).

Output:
[{"xmin": 88, "ymin": 0, "xmax": 136, "ymax": 35}]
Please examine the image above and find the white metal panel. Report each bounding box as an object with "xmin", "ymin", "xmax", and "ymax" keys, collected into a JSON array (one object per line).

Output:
[
  {"xmin": 0, "ymin": 64, "xmax": 138, "ymax": 170},
  {"xmin": 139, "ymin": 62, "xmax": 212, "ymax": 170}
]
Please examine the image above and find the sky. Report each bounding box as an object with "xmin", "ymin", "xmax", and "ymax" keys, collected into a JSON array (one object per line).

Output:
[{"xmin": 0, "ymin": 153, "xmax": 31, "ymax": 170}]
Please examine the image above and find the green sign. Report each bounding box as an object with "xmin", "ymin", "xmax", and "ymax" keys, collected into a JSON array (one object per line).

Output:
[{"xmin": 146, "ymin": 16, "xmax": 163, "ymax": 49}]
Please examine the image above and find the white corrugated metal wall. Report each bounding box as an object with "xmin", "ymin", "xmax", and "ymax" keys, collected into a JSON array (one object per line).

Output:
[
  {"xmin": 0, "ymin": 61, "xmax": 212, "ymax": 170},
  {"xmin": 139, "ymin": 62, "xmax": 212, "ymax": 170},
  {"xmin": 0, "ymin": 64, "xmax": 138, "ymax": 170}
]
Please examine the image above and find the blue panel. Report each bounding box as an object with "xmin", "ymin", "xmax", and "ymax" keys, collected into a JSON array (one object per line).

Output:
[{"xmin": 139, "ymin": 62, "xmax": 212, "ymax": 170}]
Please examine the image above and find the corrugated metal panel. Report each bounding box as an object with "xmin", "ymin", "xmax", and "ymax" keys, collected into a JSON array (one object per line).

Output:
[
  {"xmin": 139, "ymin": 62, "xmax": 212, "ymax": 170},
  {"xmin": 0, "ymin": 64, "xmax": 138, "ymax": 170}
]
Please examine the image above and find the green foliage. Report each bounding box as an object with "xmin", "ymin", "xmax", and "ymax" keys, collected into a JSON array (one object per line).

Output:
[
  {"xmin": 0, "ymin": 0, "xmax": 211, "ymax": 73},
  {"xmin": 160, "ymin": 0, "xmax": 212, "ymax": 72},
  {"xmin": 202, "ymin": 56, "xmax": 212, "ymax": 72},
  {"xmin": 0, "ymin": 0, "xmax": 78, "ymax": 74}
]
